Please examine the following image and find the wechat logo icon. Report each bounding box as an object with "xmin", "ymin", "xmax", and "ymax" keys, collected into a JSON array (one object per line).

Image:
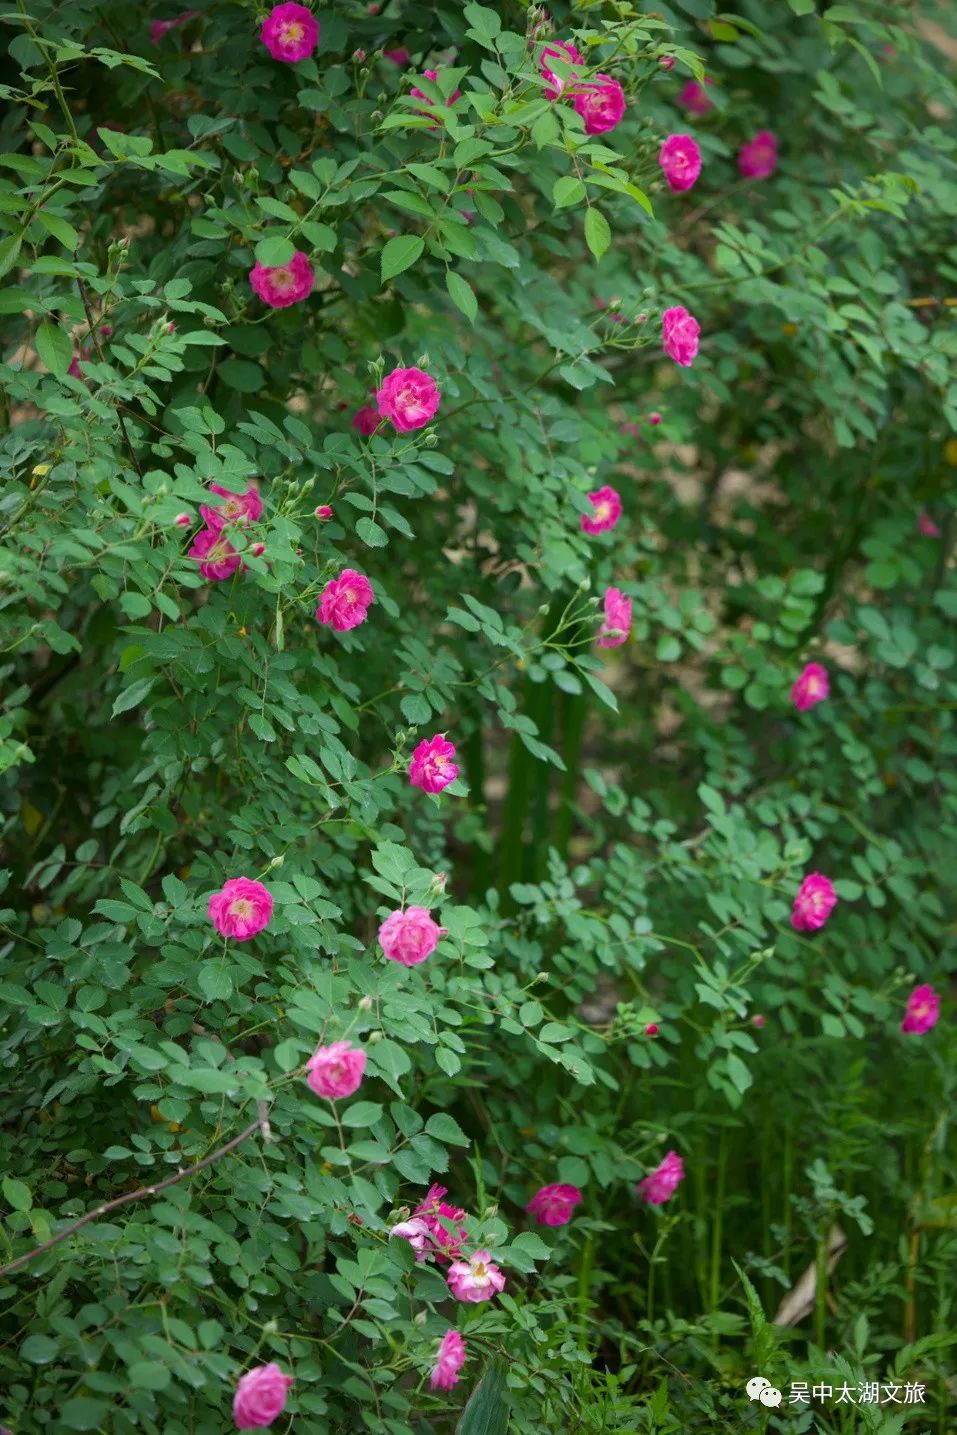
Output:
[{"xmin": 746, "ymin": 1376, "xmax": 783, "ymax": 1408}]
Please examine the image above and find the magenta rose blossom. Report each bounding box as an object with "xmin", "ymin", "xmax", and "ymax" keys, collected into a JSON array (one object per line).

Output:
[
  {"xmin": 791, "ymin": 661, "xmax": 829, "ymax": 711},
  {"xmin": 249, "ymin": 250, "xmax": 314, "ymax": 308},
  {"xmin": 376, "ymin": 366, "xmax": 441, "ymax": 431},
  {"xmin": 233, "ymin": 1362, "xmax": 293, "ymax": 1430},
  {"xmin": 597, "ymin": 586, "xmax": 632, "ymax": 648},
  {"xmin": 574, "ymin": 75, "xmax": 627, "ymax": 135},
  {"xmin": 526, "ymin": 1183, "xmax": 583, "ymax": 1227},
  {"xmin": 200, "ymin": 481, "xmax": 263, "ymax": 532},
  {"xmin": 659, "ymin": 133, "xmax": 702, "ymax": 193},
  {"xmin": 900, "ymin": 983, "xmax": 940, "ymax": 1035},
  {"xmin": 918, "ymin": 510, "xmax": 941, "ymax": 537},
  {"xmin": 306, "ymin": 1039, "xmax": 366, "ymax": 1099},
  {"xmin": 189, "ymin": 527, "xmax": 242, "ymax": 581},
  {"xmin": 208, "ymin": 877, "xmax": 274, "ymax": 941},
  {"xmin": 677, "ymin": 78, "xmax": 714, "ymax": 116},
  {"xmin": 379, "ymin": 906, "xmax": 447, "ymax": 966},
  {"xmin": 352, "ymin": 404, "xmax": 380, "ymax": 435},
  {"xmin": 662, "ymin": 305, "xmax": 701, "ymax": 367},
  {"xmin": 150, "ymin": 9, "xmax": 197, "ymax": 44},
  {"xmin": 389, "ymin": 1217, "xmax": 431, "ymax": 1260},
  {"xmin": 430, "ymin": 1330, "xmax": 467, "ymax": 1391},
  {"xmin": 316, "ymin": 569, "xmax": 375, "ymax": 632},
  {"xmin": 411, "ymin": 68, "xmax": 462, "ymax": 125},
  {"xmin": 738, "ymin": 129, "xmax": 778, "ymax": 180},
  {"xmin": 539, "ymin": 39, "xmax": 584, "ymax": 100},
  {"xmin": 409, "ymin": 734, "xmax": 458, "ymax": 793},
  {"xmin": 791, "ymin": 873, "xmax": 837, "ymax": 932},
  {"xmin": 637, "ymin": 1150, "xmax": 685, "ymax": 1206},
  {"xmin": 581, "ymin": 485, "xmax": 622, "ymax": 535},
  {"xmin": 414, "ymin": 1184, "xmax": 468, "ymax": 1263},
  {"xmin": 447, "ymin": 1250, "xmax": 505, "ymax": 1303},
  {"xmin": 260, "ymin": 2, "xmax": 318, "ymax": 62}
]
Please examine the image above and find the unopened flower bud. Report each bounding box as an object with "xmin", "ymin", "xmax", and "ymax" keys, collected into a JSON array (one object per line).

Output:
[
  {"xmin": 174, "ymin": 512, "xmax": 191, "ymax": 528},
  {"xmin": 358, "ymin": 995, "xmax": 374, "ymax": 1011}
]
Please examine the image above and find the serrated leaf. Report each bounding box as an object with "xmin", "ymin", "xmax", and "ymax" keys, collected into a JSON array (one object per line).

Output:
[
  {"xmin": 254, "ymin": 234, "xmax": 295, "ymax": 268},
  {"xmin": 584, "ymin": 207, "xmax": 611, "ymax": 262},
  {"xmin": 36, "ymin": 320, "xmax": 73, "ymax": 377},
  {"xmin": 111, "ymin": 675, "xmax": 157, "ymax": 717},
  {"xmin": 446, "ymin": 269, "xmax": 478, "ymax": 322},
  {"xmin": 381, "ymin": 233, "xmax": 424, "ymax": 282},
  {"xmin": 356, "ymin": 516, "xmax": 388, "ymax": 547}
]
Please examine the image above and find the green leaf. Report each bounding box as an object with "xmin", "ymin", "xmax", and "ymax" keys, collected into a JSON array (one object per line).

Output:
[
  {"xmin": 425, "ymin": 1112, "xmax": 470, "ymax": 1146},
  {"xmin": 356, "ymin": 516, "xmax": 388, "ymax": 547},
  {"xmin": 456, "ymin": 1357, "xmax": 510, "ymax": 1435},
  {"xmin": 381, "ymin": 234, "xmax": 425, "ymax": 282},
  {"xmin": 36, "ymin": 320, "xmax": 73, "ymax": 378},
  {"xmin": 218, "ymin": 358, "xmax": 264, "ymax": 393},
  {"xmin": 61, "ymin": 1398, "xmax": 111, "ymax": 1430},
  {"xmin": 446, "ymin": 269, "xmax": 478, "ymax": 323},
  {"xmin": 340, "ymin": 1100, "xmax": 383, "ymax": 1127},
  {"xmin": 553, "ymin": 175, "xmax": 585, "ymax": 210},
  {"xmin": 0, "ymin": 231, "xmax": 23, "ymax": 280},
  {"xmin": 198, "ymin": 964, "xmax": 233, "ymax": 1001},
  {"xmin": 21, "ymin": 1333, "xmax": 59, "ymax": 1363},
  {"xmin": 3, "ymin": 1176, "xmax": 32, "ymax": 1211},
  {"xmin": 255, "ymin": 234, "xmax": 295, "ymax": 267},
  {"xmin": 111, "ymin": 676, "xmax": 157, "ymax": 717},
  {"xmin": 584, "ymin": 207, "xmax": 611, "ymax": 262}
]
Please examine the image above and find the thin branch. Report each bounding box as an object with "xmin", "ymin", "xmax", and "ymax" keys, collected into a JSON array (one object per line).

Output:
[
  {"xmin": 0, "ymin": 1117, "xmax": 266, "ymax": 1278},
  {"xmin": 75, "ymin": 278, "xmax": 143, "ymax": 477}
]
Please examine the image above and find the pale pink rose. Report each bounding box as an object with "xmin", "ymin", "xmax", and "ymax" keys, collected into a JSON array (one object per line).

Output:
[
  {"xmin": 574, "ymin": 74, "xmax": 626, "ymax": 135},
  {"xmin": 597, "ymin": 586, "xmax": 632, "ymax": 648},
  {"xmin": 260, "ymin": 2, "xmax": 319, "ymax": 62},
  {"xmin": 174, "ymin": 512, "xmax": 192, "ymax": 528},
  {"xmin": 189, "ymin": 527, "xmax": 242, "ymax": 581},
  {"xmin": 315, "ymin": 504, "xmax": 333, "ymax": 520},
  {"xmin": 315, "ymin": 569, "xmax": 374, "ymax": 632},
  {"xmin": 659, "ymin": 133, "xmax": 702, "ymax": 193},
  {"xmin": 581, "ymin": 485, "xmax": 622, "ymax": 535},
  {"xmin": 376, "ymin": 366, "xmax": 441, "ymax": 431},
  {"xmin": 414, "ymin": 1184, "xmax": 468, "ymax": 1263},
  {"xmin": 208, "ymin": 877, "xmax": 274, "ymax": 941},
  {"xmin": 791, "ymin": 661, "xmax": 829, "ymax": 711},
  {"xmin": 526, "ymin": 1183, "xmax": 582, "ymax": 1227},
  {"xmin": 738, "ymin": 129, "xmax": 778, "ymax": 180},
  {"xmin": 390, "ymin": 1217, "xmax": 431, "ymax": 1260},
  {"xmin": 306, "ymin": 1039, "xmax": 366, "ymax": 1099},
  {"xmin": 791, "ymin": 873, "xmax": 837, "ymax": 932},
  {"xmin": 540, "ymin": 39, "xmax": 584, "ymax": 100},
  {"xmin": 677, "ymin": 78, "xmax": 713, "ymax": 116},
  {"xmin": 379, "ymin": 907, "xmax": 446, "ymax": 966},
  {"xmin": 352, "ymin": 404, "xmax": 380, "ymax": 435},
  {"xmin": 900, "ymin": 983, "xmax": 940, "ymax": 1035},
  {"xmin": 200, "ymin": 481, "xmax": 263, "ymax": 532},
  {"xmin": 430, "ymin": 1330, "xmax": 467, "ymax": 1391},
  {"xmin": 637, "ymin": 1150, "xmax": 685, "ymax": 1205},
  {"xmin": 384, "ymin": 47, "xmax": 411, "ymax": 66},
  {"xmin": 409, "ymin": 734, "xmax": 458, "ymax": 793},
  {"xmin": 661, "ymin": 305, "xmax": 700, "ymax": 366},
  {"xmin": 411, "ymin": 68, "xmax": 462, "ymax": 125},
  {"xmin": 918, "ymin": 510, "xmax": 941, "ymax": 537},
  {"xmin": 233, "ymin": 1362, "xmax": 293, "ymax": 1430},
  {"xmin": 447, "ymin": 1249, "xmax": 505, "ymax": 1303},
  {"xmin": 249, "ymin": 251, "xmax": 314, "ymax": 308}
]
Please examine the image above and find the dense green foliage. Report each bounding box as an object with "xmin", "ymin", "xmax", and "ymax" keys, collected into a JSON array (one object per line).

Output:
[{"xmin": 1, "ymin": 0, "xmax": 955, "ymax": 1430}]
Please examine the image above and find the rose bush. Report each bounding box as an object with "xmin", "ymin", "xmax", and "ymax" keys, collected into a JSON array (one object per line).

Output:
[{"xmin": 0, "ymin": 0, "xmax": 956, "ymax": 1431}]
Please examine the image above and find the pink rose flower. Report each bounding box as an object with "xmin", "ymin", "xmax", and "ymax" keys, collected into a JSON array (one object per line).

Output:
[
  {"xmin": 738, "ymin": 129, "xmax": 778, "ymax": 180},
  {"xmin": 316, "ymin": 569, "xmax": 374, "ymax": 632},
  {"xmin": 659, "ymin": 133, "xmax": 702, "ymax": 193},
  {"xmin": 540, "ymin": 40, "xmax": 584, "ymax": 100},
  {"xmin": 352, "ymin": 404, "xmax": 380, "ymax": 435},
  {"xmin": 447, "ymin": 1250, "xmax": 505, "ymax": 1303},
  {"xmin": 414, "ymin": 1184, "xmax": 469, "ymax": 1263},
  {"xmin": 249, "ymin": 251, "xmax": 314, "ymax": 308},
  {"xmin": 411, "ymin": 68, "xmax": 462, "ymax": 125},
  {"xmin": 677, "ymin": 78, "xmax": 714, "ymax": 116},
  {"xmin": 315, "ymin": 504, "xmax": 333, "ymax": 520},
  {"xmin": 597, "ymin": 586, "xmax": 632, "ymax": 648},
  {"xmin": 430, "ymin": 1330, "xmax": 467, "ymax": 1391},
  {"xmin": 67, "ymin": 346, "xmax": 91, "ymax": 379},
  {"xmin": 918, "ymin": 510, "xmax": 941, "ymax": 537},
  {"xmin": 208, "ymin": 876, "xmax": 274, "ymax": 941},
  {"xmin": 574, "ymin": 74, "xmax": 626, "ymax": 135},
  {"xmin": 791, "ymin": 873, "xmax": 837, "ymax": 932},
  {"xmin": 637, "ymin": 1149, "xmax": 685, "ymax": 1205},
  {"xmin": 384, "ymin": 47, "xmax": 411, "ymax": 65},
  {"xmin": 200, "ymin": 481, "xmax": 263, "ymax": 532},
  {"xmin": 189, "ymin": 527, "xmax": 242, "ymax": 581},
  {"xmin": 661, "ymin": 305, "xmax": 700, "ymax": 367},
  {"xmin": 900, "ymin": 983, "xmax": 940, "ymax": 1034},
  {"xmin": 390, "ymin": 1217, "xmax": 431, "ymax": 1260},
  {"xmin": 233, "ymin": 1363, "xmax": 293, "ymax": 1430},
  {"xmin": 649, "ymin": 411, "xmax": 662, "ymax": 425},
  {"xmin": 379, "ymin": 906, "xmax": 446, "ymax": 966},
  {"xmin": 581, "ymin": 485, "xmax": 622, "ymax": 535},
  {"xmin": 526, "ymin": 1183, "xmax": 582, "ymax": 1227},
  {"xmin": 306, "ymin": 1039, "xmax": 366, "ymax": 1099},
  {"xmin": 409, "ymin": 734, "xmax": 458, "ymax": 793},
  {"xmin": 260, "ymin": 2, "xmax": 319, "ymax": 63},
  {"xmin": 376, "ymin": 366, "xmax": 441, "ymax": 431},
  {"xmin": 791, "ymin": 661, "xmax": 829, "ymax": 711}
]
